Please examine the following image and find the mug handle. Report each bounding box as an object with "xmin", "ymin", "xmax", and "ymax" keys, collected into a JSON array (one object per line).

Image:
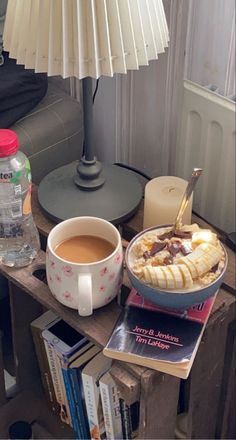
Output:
[{"xmin": 78, "ymin": 273, "xmax": 93, "ymax": 316}]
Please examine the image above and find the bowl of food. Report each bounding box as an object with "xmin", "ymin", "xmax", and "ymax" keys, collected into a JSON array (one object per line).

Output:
[{"xmin": 125, "ymin": 223, "xmax": 227, "ymax": 310}]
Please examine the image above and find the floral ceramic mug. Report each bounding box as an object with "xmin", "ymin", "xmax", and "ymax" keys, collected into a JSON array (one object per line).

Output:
[{"xmin": 46, "ymin": 216, "xmax": 123, "ymax": 316}]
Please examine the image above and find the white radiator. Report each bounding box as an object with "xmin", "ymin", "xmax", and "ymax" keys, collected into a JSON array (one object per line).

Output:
[{"xmin": 175, "ymin": 80, "xmax": 235, "ymax": 233}]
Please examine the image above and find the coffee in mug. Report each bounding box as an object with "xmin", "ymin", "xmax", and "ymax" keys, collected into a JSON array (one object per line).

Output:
[
  {"xmin": 54, "ymin": 235, "xmax": 115, "ymax": 264},
  {"xmin": 46, "ymin": 217, "xmax": 123, "ymax": 316}
]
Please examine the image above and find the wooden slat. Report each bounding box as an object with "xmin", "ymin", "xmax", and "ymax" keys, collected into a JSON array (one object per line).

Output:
[
  {"xmin": 111, "ymin": 362, "xmax": 181, "ymax": 439},
  {"xmin": 216, "ymin": 321, "xmax": 236, "ymax": 439},
  {"xmin": 186, "ymin": 289, "xmax": 236, "ymax": 439},
  {"xmin": 1, "ymin": 252, "xmax": 121, "ymax": 348},
  {"xmin": 211, "ymin": 288, "xmax": 235, "ymax": 315},
  {"xmin": 31, "ymin": 422, "xmax": 54, "ymax": 439},
  {"xmin": 9, "ymin": 284, "xmax": 44, "ymax": 390},
  {"xmin": 110, "ymin": 362, "xmax": 141, "ymax": 405},
  {"xmin": 118, "ymin": 362, "xmax": 147, "ymax": 380},
  {"xmin": 139, "ymin": 369, "xmax": 180, "ymax": 439},
  {"xmin": 0, "ymin": 331, "xmax": 6, "ymax": 406},
  {"xmin": 222, "ymin": 246, "xmax": 236, "ymax": 292}
]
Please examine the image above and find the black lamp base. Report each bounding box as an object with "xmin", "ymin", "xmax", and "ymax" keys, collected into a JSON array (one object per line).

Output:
[{"xmin": 38, "ymin": 161, "xmax": 143, "ymax": 224}]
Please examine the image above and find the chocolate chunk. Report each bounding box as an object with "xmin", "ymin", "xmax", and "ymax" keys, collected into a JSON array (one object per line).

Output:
[
  {"xmin": 180, "ymin": 243, "xmax": 192, "ymax": 256},
  {"xmin": 158, "ymin": 230, "xmax": 174, "ymax": 240},
  {"xmin": 143, "ymin": 251, "xmax": 150, "ymax": 260},
  {"xmin": 143, "ymin": 241, "xmax": 166, "ymax": 259},
  {"xmin": 211, "ymin": 264, "xmax": 219, "ymax": 273},
  {"xmin": 168, "ymin": 243, "xmax": 181, "ymax": 256},
  {"xmin": 171, "ymin": 238, "xmax": 182, "ymax": 243},
  {"xmin": 174, "ymin": 229, "xmax": 192, "ymax": 239},
  {"xmin": 149, "ymin": 241, "xmax": 166, "ymax": 256},
  {"xmin": 163, "ymin": 256, "xmax": 174, "ymax": 265}
]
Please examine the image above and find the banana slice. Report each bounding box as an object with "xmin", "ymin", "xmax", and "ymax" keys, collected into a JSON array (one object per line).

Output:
[
  {"xmin": 180, "ymin": 223, "xmax": 200, "ymax": 233},
  {"xmin": 185, "ymin": 244, "xmax": 208, "ymax": 262},
  {"xmin": 168, "ymin": 265, "xmax": 186, "ymax": 289},
  {"xmin": 204, "ymin": 243, "xmax": 224, "ymax": 266},
  {"xmin": 178, "ymin": 243, "xmax": 223, "ymax": 278},
  {"xmin": 142, "ymin": 266, "xmax": 172, "ymax": 289},
  {"xmin": 141, "ymin": 266, "xmax": 152, "ymax": 284},
  {"xmin": 192, "ymin": 230, "xmax": 218, "ymax": 247},
  {"xmin": 195, "ymin": 243, "xmax": 223, "ymax": 267},
  {"xmin": 177, "ymin": 257, "xmax": 198, "ymax": 279},
  {"xmin": 156, "ymin": 267, "xmax": 168, "ymax": 288},
  {"xmin": 191, "ymin": 256, "xmax": 211, "ymax": 277},
  {"xmin": 142, "ymin": 266, "xmax": 167, "ymax": 288},
  {"xmin": 142, "ymin": 264, "xmax": 193, "ymax": 290},
  {"xmin": 142, "ymin": 266, "xmax": 155, "ymax": 285},
  {"xmin": 178, "ymin": 264, "xmax": 193, "ymax": 288},
  {"xmin": 177, "ymin": 245, "xmax": 206, "ymax": 278},
  {"xmin": 162, "ymin": 267, "xmax": 175, "ymax": 289},
  {"xmin": 162, "ymin": 264, "xmax": 193, "ymax": 289}
]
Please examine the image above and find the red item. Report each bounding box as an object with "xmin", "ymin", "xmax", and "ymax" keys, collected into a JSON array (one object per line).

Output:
[{"xmin": 0, "ymin": 129, "xmax": 19, "ymax": 157}]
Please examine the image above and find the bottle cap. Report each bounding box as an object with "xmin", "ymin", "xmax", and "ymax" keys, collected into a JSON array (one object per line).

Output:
[
  {"xmin": 8, "ymin": 421, "xmax": 33, "ymax": 439},
  {"xmin": 0, "ymin": 129, "xmax": 19, "ymax": 157}
]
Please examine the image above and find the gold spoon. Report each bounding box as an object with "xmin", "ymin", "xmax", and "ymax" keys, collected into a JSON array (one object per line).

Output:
[{"xmin": 173, "ymin": 168, "xmax": 203, "ymax": 230}]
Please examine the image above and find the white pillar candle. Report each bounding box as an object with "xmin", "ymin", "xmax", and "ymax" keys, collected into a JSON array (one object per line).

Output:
[{"xmin": 143, "ymin": 176, "xmax": 193, "ymax": 229}]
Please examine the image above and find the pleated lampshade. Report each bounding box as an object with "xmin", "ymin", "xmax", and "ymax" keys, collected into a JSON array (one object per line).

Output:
[{"xmin": 3, "ymin": 0, "xmax": 169, "ymax": 79}]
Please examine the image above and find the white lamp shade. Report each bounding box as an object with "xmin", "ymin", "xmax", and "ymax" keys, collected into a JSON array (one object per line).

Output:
[{"xmin": 3, "ymin": 0, "xmax": 169, "ymax": 79}]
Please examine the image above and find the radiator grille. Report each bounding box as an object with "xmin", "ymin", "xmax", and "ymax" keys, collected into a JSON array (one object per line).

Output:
[{"xmin": 175, "ymin": 80, "xmax": 235, "ymax": 233}]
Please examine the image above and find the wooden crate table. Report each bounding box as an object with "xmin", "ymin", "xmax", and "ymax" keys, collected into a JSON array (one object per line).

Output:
[{"xmin": 0, "ymin": 185, "xmax": 235, "ymax": 439}]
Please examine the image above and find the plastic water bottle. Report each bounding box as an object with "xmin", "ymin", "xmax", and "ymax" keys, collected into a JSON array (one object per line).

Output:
[{"xmin": 0, "ymin": 129, "xmax": 40, "ymax": 267}]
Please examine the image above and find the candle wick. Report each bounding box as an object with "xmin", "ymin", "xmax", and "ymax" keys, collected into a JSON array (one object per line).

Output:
[{"xmin": 168, "ymin": 187, "xmax": 175, "ymax": 193}]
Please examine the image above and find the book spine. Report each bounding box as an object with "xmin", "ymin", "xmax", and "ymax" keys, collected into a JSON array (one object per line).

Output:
[
  {"xmin": 100, "ymin": 381, "xmax": 114, "ymax": 439},
  {"xmin": 100, "ymin": 379, "xmax": 122, "ymax": 440},
  {"xmin": 119, "ymin": 398, "xmax": 132, "ymax": 440},
  {"xmin": 31, "ymin": 324, "xmax": 59, "ymax": 416},
  {"xmin": 54, "ymin": 353, "xmax": 72, "ymax": 426},
  {"xmin": 43, "ymin": 339, "xmax": 68, "ymax": 425},
  {"xmin": 62, "ymin": 368, "xmax": 81, "ymax": 439},
  {"xmin": 82, "ymin": 373, "xmax": 104, "ymax": 440},
  {"xmin": 52, "ymin": 354, "xmax": 72, "ymax": 427},
  {"xmin": 69, "ymin": 368, "xmax": 90, "ymax": 440}
]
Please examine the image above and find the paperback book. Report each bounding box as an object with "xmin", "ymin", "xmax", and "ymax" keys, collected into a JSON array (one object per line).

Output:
[
  {"xmin": 99, "ymin": 370, "xmax": 123, "ymax": 440},
  {"xmin": 119, "ymin": 398, "xmax": 140, "ymax": 440},
  {"xmin": 30, "ymin": 310, "xmax": 60, "ymax": 415},
  {"xmin": 42, "ymin": 318, "xmax": 88, "ymax": 427},
  {"xmin": 82, "ymin": 352, "xmax": 112, "ymax": 440},
  {"xmin": 65, "ymin": 343, "xmax": 101, "ymax": 439},
  {"xmin": 103, "ymin": 289, "xmax": 217, "ymax": 379}
]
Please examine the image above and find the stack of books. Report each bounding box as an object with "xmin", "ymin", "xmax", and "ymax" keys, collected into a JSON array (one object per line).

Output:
[
  {"xmin": 31, "ymin": 288, "xmax": 216, "ymax": 438},
  {"xmin": 31, "ymin": 310, "xmax": 139, "ymax": 440}
]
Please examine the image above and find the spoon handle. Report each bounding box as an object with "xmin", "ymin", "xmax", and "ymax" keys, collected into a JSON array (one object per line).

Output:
[{"xmin": 174, "ymin": 168, "xmax": 203, "ymax": 229}]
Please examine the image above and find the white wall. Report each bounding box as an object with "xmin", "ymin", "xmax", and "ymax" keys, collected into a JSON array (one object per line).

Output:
[
  {"xmin": 185, "ymin": 0, "xmax": 235, "ymax": 96},
  {"xmin": 92, "ymin": 0, "xmax": 235, "ymax": 179}
]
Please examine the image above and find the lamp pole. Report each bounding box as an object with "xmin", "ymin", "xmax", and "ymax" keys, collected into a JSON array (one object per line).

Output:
[{"xmin": 74, "ymin": 77, "xmax": 105, "ymax": 190}]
